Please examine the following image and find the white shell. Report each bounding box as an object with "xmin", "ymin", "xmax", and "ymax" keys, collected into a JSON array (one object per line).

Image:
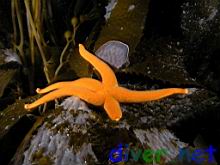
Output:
[{"xmin": 95, "ymin": 40, "xmax": 129, "ymax": 69}]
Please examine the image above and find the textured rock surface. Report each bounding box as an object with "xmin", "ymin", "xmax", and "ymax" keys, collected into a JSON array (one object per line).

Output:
[
  {"xmin": 22, "ymin": 98, "xmax": 97, "ymax": 165},
  {"xmin": 182, "ymin": 0, "xmax": 220, "ymax": 94},
  {"xmin": 8, "ymin": 87, "xmax": 218, "ymax": 165}
]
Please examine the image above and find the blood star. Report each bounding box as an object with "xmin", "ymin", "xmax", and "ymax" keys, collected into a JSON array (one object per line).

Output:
[{"xmin": 24, "ymin": 44, "xmax": 188, "ymax": 121}]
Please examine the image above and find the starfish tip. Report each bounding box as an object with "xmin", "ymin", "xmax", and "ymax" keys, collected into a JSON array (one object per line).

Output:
[
  {"xmin": 115, "ymin": 117, "xmax": 121, "ymax": 122},
  {"xmin": 110, "ymin": 112, "xmax": 122, "ymax": 121},
  {"xmin": 79, "ymin": 44, "xmax": 83, "ymax": 48},
  {"xmin": 24, "ymin": 104, "xmax": 29, "ymax": 110},
  {"xmin": 185, "ymin": 88, "xmax": 189, "ymax": 94},
  {"xmin": 36, "ymin": 88, "xmax": 41, "ymax": 93}
]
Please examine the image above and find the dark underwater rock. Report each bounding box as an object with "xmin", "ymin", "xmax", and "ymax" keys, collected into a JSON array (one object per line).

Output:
[
  {"xmin": 125, "ymin": 37, "xmax": 199, "ymax": 86},
  {"xmin": 181, "ymin": 0, "xmax": 219, "ymax": 43},
  {"xmin": 181, "ymin": 0, "xmax": 220, "ymax": 95}
]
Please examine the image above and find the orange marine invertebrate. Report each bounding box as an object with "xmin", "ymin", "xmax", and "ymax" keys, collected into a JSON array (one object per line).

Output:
[{"xmin": 25, "ymin": 44, "xmax": 188, "ymax": 121}]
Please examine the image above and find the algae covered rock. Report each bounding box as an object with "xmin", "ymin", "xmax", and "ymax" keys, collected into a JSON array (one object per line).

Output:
[{"xmin": 8, "ymin": 87, "xmax": 220, "ymax": 165}]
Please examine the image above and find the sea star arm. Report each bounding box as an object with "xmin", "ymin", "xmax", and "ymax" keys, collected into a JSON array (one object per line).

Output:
[
  {"xmin": 36, "ymin": 82, "xmax": 73, "ymax": 94},
  {"xmin": 112, "ymin": 87, "xmax": 188, "ymax": 103},
  {"xmin": 78, "ymin": 44, "xmax": 118, "ymax": 87},
  {"xmin": 36, "ymin": 78, "xmax": 103, "ymax": 94},
  {"xmin": 104, "ymin": 96, "xmax": 122, "ymax": 121},
  {"xmin": 25, "ymin": 86, "xmax": 105, "ymax": 110}
]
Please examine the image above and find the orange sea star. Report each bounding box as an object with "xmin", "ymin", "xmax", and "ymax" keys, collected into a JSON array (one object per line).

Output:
[{"xmin": 24, "ymin": 44, "xmax": 188, "ymax": 121}]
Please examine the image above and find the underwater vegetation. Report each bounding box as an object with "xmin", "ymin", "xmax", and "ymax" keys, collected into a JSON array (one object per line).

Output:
[{"xmin": 0, "ymin": 0, "xmax": 220, "ymax": 164}]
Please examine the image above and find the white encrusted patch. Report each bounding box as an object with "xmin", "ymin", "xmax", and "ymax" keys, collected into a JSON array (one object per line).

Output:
[
  {"xmin": 2, "ymin": 49, "xmax": 22, "ymax": 64},
  {"xmin": 60, "ymin": 96, "xmax": 89, "ymax": 112},
  {"xmin": 23, "ymin": 97, "xmax": 97, "ymax": 165},
  {"xmin": 128, "ymin": 5, "xmax": 135, "ymax": 12},
  {"xmin": 133, "ymin": 128, "xmax": 187, "ymax": 162},
  {"xmin": 104, "ymin": 0, "xmax": 118, "ymax": 20}
]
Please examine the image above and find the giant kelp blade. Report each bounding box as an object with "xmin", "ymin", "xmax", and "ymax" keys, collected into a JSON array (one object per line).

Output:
[
  {"xmin": 94, "ymin": 0, "xmax": 150, "ymax": 56},
  {"xmin": 0, "ymin": 99, "xmax": 35, "ymax": 165},
  {"xmin": 0, "ymin": 69, "xmax": 16, "ymax": 97}
]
